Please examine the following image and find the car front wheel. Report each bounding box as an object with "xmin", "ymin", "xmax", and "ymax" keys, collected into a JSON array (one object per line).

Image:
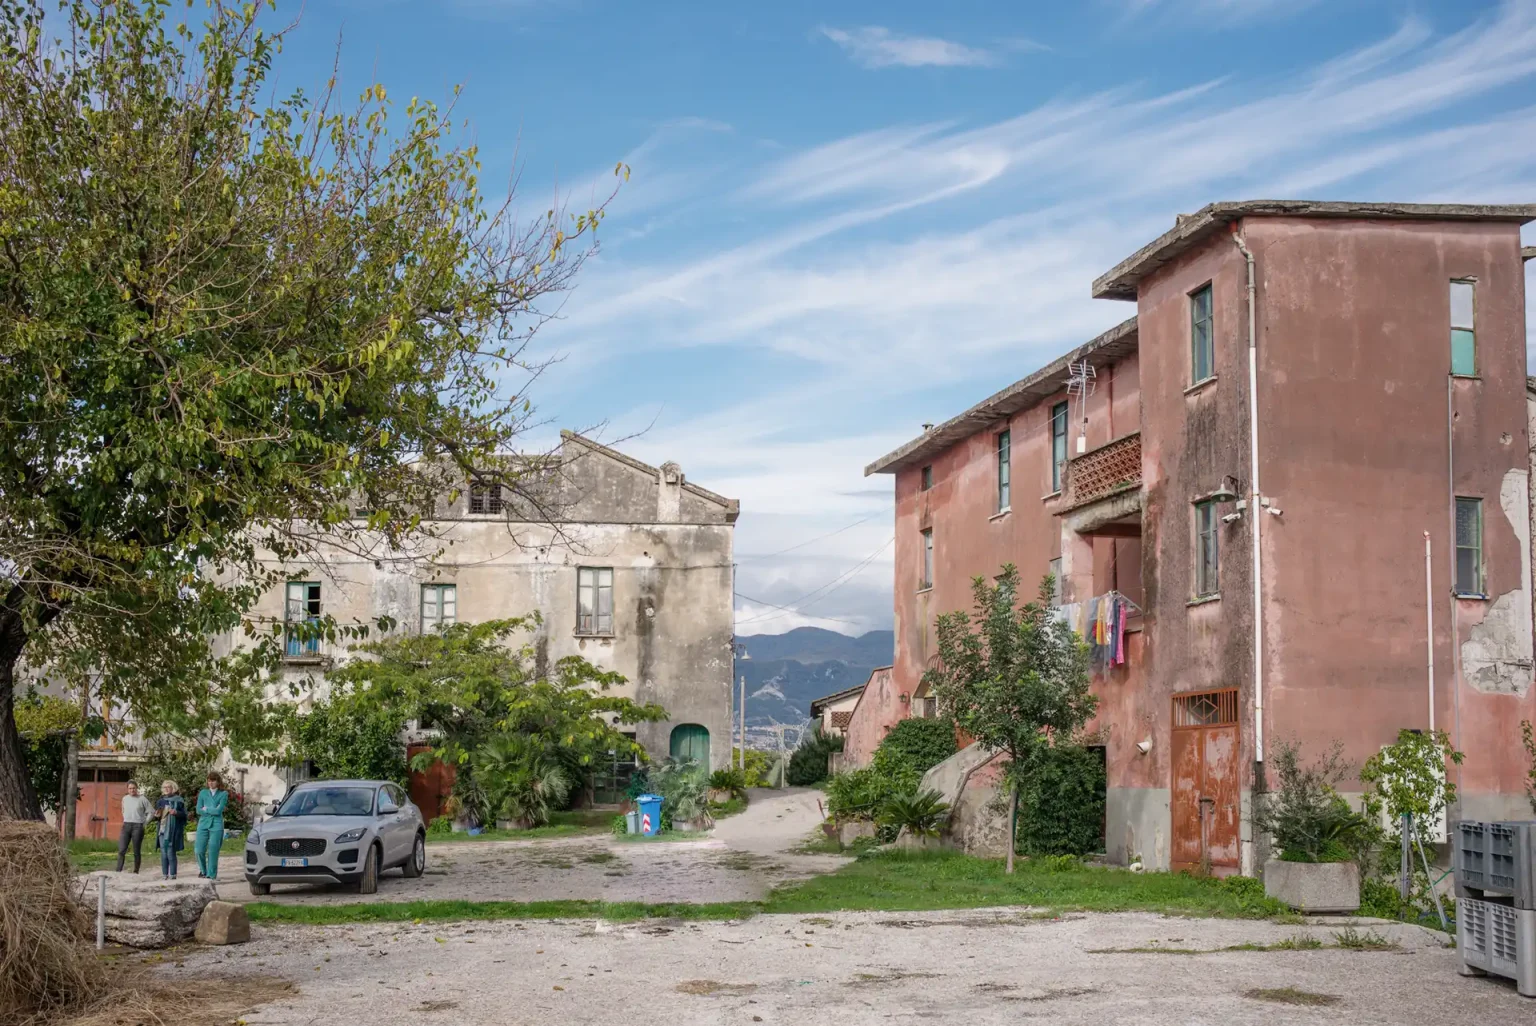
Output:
[
  {"xmin": 249, "ymin": 880, "xmax": 271, "ymax": 896},
  {"xmin": 401, "ymin": 833, "xmax": 425, "ymax": 879},
  {"xmin": 358, "ymin": 844, "xmax": 380, "ymax": 895}
]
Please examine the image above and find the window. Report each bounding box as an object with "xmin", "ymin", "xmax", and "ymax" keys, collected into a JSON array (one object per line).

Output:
[
  {"xmin": 1048, "ymin": 557, "xmax": 1063, "ymax": 607},
  {"xmin": 920, "ymin": 529, "xmax": 934, "ymax": 590},
  {"xmin": 1190, "ymin": 284, "xmax": 1214, "ymax": 383},
  {"xmin": 469, "ymin": 482, "xmax": 503, "ymax": 515},
  {"xmin": 1050, "ymin": 401, "xmax": 1068, "ymax": 493},
  {"xmin": 921, "ymin": 465, "xmax": 933, "ymax": 491},
  {"xmin": 1451, "ymin": 280, "xmax": 1476, "ymax": 376},
  {"xmin": 421, "ymin": 584, "xmax": 457, "ymax": 633},
  {"xmin": 996, "ymin": 430, "xmax": 1011, "ymax": 512},
  {"xmin": 1456, "ymin": 497, "xmax": 1483, "ymax": 596},
  {"xmin": 1194, "ymin": 501, "xmax": 1219, "ymax": 598},
  {"xmin": 921, "ymin": 696, "xmax": 938, "ymax": 718},
  {"xmin": 284, "ymin": 581, "xmax": 321, "ymax": 656},
  {"xmin": 577, "ymin": 567, "xmax": 614, "ymax": 635}
]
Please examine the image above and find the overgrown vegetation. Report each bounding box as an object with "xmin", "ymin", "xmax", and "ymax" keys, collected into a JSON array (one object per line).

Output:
[
  {"xmin": 1254, "ymin": 740, "xmax": 1375, "ymax": 864},
  {"xmin": 1521, "ymin": 720, "xmax": 1536, "ymax": 814},
  {"xmin": 15, "ymin": 693, "xmax": 100, "ymax": 815},
  {"xmin": 285, "ymin": 699, "xmax": 410, "ymax": 789},
  {"xmin": 879, "ymin": 790, "xmax": 950, "ymax": 838},
  {"xmin": 1359, "ymin": 728, "xmax": 1462, "ymax": 926},
  {"xmin": 311, "ymin": 620, "xmax": 664, "ymax": 829},
  {"xmin": 786, "ymin": 726, "xmax": 844, "ymax": 786},
  {"xmin": 649, "ymin": 761, "xmax": 712, "ymax": 829},
  {"xmin": 1014, "ymin": 744, "xmax": 1106, "ymax": 857},
  {"xmin": 870, "ymin": 717, "xmax": 957, "ymax": 782},
  {"xmin": 923, "ymin": 567, "xmax": 1096, "ymax": 872}
]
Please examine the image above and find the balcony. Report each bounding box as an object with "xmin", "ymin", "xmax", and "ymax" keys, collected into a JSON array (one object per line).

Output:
[{"xmin": 1061, "ymin": 432, "xmax": 1141, "ymax": 512}]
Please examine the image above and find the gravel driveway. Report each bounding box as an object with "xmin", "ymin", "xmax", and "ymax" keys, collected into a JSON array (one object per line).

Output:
[
  {"xmin": 173, "ymin": 908, "xmax": 1522, "ymax": 1025},
  {"xmin": 216, "ymin": 788, "xmax": 847, "ymax": 905}
]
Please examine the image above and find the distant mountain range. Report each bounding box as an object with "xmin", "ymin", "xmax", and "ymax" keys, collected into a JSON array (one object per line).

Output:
[{"xmin": 732, "ymin": 627, "xmax": 893, "ymax": 746}]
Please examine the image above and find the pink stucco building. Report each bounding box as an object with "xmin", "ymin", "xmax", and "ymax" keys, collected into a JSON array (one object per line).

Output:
[{"xmin": 865, "ymin": 201, "xmax": 1536, "ymax": 874}]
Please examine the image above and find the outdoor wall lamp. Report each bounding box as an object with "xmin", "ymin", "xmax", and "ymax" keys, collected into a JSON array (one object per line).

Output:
[{"xmin": 1136, "ymin": 736, "xmax": 1153, "ymax": 755}]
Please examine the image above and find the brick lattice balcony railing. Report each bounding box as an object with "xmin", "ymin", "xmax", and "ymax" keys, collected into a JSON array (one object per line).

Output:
[{"xmin": 1062, "ymin": 432, "xmax": 1141, "ymax": 509}]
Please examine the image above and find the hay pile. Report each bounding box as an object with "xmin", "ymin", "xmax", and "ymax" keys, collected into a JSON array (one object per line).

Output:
[
  {"xmin": 0, "ymin": 821, "xmax": 107, "ymax": 1022},
  {"xmin": 0, "ymin": 821, "xmax": 284, "ymax": 1026}
]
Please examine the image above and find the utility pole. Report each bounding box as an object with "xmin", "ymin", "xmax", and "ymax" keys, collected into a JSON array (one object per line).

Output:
[
  {"xmin": 739, "ymin": 674, "xmax": 746, "ymax": 771},
  {"xmin": 62, "ymin": 731, "xmax": 79, "ymax": 842}
]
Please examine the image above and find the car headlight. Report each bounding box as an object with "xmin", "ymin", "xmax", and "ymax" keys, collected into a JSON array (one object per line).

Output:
[
  {"xmin": 335, "ymin": 828, "xmax": 367, "ymax": 844},
  {"xmin": 246, "ymin": 828, "xmax": 261, "ymax": 846}
]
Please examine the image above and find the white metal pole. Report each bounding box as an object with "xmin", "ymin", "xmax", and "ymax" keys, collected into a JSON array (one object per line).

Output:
[
  {"xmin": 1425, "ymin": 531, "xmax": 1435, "ymax": 733},
  {"xmin": 739, "ymin": 674, "xmax": 746, "ymax": 771},
  {"xmin": 96, "ymin": 875, "xmax": 105, "ymax": 950},
  {"xmin": 1233, "ymin": 228, "xmax": 1263, "ymax": 768}
]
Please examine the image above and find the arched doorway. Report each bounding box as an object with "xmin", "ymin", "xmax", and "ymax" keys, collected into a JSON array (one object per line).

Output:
[{"xmin": 669, "ymin": 723, "xmax": 710, "ymax": 766}]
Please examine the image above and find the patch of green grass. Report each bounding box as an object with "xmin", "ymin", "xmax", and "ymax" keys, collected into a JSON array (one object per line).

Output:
[
  {"xmin": 243, "ymin": 850, "xmax": 1295, "ymax": 928},
  {"xmin": 710, "ymin": 797, "xmax": 748, "ymax": 819},
  {"xmin": 615, "ymin": 829, "xmax": 710, "ymax": 843},
  {"xmin": 423, "ymin": 809, "xmax": 615, "ymax": 843},
  {"xmin": 579, "ymin": 851, "xmax": 618, "ymax": 865},
  {"xmin": 760, "ymin": 850, "xmax": 1286, "ymax": 919},
  {"xmin": 246, "ymin": 898, "xmax": 759, "ymax": 926},
  {"xmin": 69, "ymin": 835, "xmax": 241, "ymax": 871},
  {"xmin": 1333, "ymin": 927, "xmax": 1398, "ymax": 951},
  {"xmin": 1243, "ymin": 987, "xmax": 1339, "ymax": 1006}
]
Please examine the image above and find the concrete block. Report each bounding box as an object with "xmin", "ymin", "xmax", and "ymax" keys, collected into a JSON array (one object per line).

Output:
[
  {"xmin": 838, "ymin": 819, "xmax": 877, "ymax": 846},
  {"xmin": 1263, "ymin": 859, "xmax": 1360, "ymax": 914},
  {"xmin": 194, "ymin": 900, "xmax": 251, "ymax": 945},
  {"xmin": 75, "ymin": 873, "xmax": 216, "ymax": 948}
]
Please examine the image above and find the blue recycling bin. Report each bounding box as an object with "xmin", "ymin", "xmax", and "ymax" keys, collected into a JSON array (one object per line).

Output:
[{"xmin": 636, "ymin": 794, "xmax": 663, "ymax": 837}]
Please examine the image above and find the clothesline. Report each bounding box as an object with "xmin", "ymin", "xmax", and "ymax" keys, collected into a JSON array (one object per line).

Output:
[{"xmin": 1052, "ymin": 590, "xmax": 1138, "ymax": 668}]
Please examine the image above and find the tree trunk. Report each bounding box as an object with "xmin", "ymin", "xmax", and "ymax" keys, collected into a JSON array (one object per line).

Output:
[
  {"xmin": 62, "ymin": 733, "xmax": 80, "ymax": 840},
  {"xmin": 0, "ymin": 649, "xmax": 43, "ymax": 820},
  {"xmin": 1005, "ymin": 781, "xmax": 1019, "ymax": 875}
]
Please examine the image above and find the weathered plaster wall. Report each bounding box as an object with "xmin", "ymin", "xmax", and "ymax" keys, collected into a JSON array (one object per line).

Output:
[
  {"xmin": 226, "ymin": 440, "xmax": 737, "ymax": 803},
  {"xmin": 1238, "ymin": 217, "xmax": 1534, "ymax": 815},
  {"xmin": 842, "ymin": 667, "xmax": 901, "ymax": 769}
]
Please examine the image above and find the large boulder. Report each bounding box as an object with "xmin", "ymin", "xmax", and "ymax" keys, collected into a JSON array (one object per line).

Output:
[{"xmin": 76, "ymin": 873, "xmax": 217, "ymax": 948}]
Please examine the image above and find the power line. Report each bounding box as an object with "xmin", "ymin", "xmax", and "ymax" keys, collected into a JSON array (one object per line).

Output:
[
  {"xmin": 734, "ymin": 534, "xmax": 894, "ymax": 628},
  {"xmin": 732, "ymin": 591, "xmax": 862, "ymax": 627},
  {"xmin": 736, "ymin": 507, "xmax": 892, "ymax": 562}
]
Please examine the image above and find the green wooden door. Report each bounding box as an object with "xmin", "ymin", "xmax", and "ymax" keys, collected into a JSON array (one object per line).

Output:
[{"xmin": 669, "ymin": 724, "xmax": 710, "ymax": 766}]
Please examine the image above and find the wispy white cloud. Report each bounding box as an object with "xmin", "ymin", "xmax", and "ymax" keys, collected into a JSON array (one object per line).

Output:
[
  {"xmin": 819, "ymin": 25, "xmax": 1008, "ymax": 69},
  {"xmin": 1115, "ymin": 0, "xmax": 1322, "ymax": 26},
  {"xmin": 530, "ymin": 3, "xmax": 1536, "ymax": 633}
]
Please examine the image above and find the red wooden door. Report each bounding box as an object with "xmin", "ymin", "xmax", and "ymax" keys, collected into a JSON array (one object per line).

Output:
[
  {"xmin": 76, "ymin": 779, "xmax": 132, "ymax": 841},
  {"xmin": 1170, "ymin": 690, "xmax": 1240, "ymax": 876},
  {"xmin": 407, "ymin": 744, "xmax": 454, "ymax": 824}
]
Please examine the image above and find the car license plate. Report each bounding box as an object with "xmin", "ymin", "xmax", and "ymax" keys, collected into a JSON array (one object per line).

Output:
[{"xmin": 281, "ymin": 857, "xmax": 308, "ymax": 868}]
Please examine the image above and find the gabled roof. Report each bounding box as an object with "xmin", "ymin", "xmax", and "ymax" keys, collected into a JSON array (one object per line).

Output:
[
  {"xmin": 561, "ymin": 430, "xmax": 740, "ymax": 522},
  {"xmin": 1094, "ymin": 200, "xmax": 1536, "ymax": 301},
  {"xmin": 809, "ymin": 682, "xmax": 867, "ymax": 716},
  {"xmin": 865, "ymin": 317, "xmax": 1137, "ymax": 476}
]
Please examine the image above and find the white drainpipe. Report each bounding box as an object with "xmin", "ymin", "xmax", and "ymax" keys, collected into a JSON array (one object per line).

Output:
[{"xmin": 1232, "ymin": 226, "xmax": 1264, "ymax": 771}]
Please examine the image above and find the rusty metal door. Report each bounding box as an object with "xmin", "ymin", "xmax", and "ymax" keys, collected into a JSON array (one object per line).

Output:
[
  {"xmin": 1170, "ymin": 690, "xmax": 1240, "ymax": 876},
  {"xmin": 407, "ymin": 744, "xmax": 454, "ymax": 825}
]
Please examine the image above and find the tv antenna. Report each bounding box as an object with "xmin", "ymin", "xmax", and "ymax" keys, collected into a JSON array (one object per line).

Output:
[{"xmin": 1066, "ymin": 359, "xmax": 1096, "ymax": 454}]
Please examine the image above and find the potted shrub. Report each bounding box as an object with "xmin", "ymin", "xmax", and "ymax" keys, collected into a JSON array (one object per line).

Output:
[
  {"xmin": 707, "ymin": 767, "xmax": 746, "ymax": 805},
  {"xmin": 1257, "ymin": 741, "xmax": 1376, "ymax": 913},
  {"xmin": 882, "ymin": 789, "xmax": 951, "ymax": 852},
  {"xmin": 654, "ymin": 761, "xmax": 713, "ymax": 832}
]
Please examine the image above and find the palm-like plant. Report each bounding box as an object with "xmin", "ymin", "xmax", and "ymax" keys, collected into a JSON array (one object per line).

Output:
[
  {"xmin": 475, "ymin": 736, "xmax": 572, "ymax": 829},
  {"xmin": 880, "ymin": 789, "xmax": 951, "ymax": 838}
]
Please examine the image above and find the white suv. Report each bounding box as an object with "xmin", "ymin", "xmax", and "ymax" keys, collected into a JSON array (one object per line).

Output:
[{"xmin": 244, "ymin": 780, "xmax": 426, "ymax": 895}]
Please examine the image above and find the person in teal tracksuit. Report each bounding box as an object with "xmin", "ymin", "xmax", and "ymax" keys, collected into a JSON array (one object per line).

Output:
[{"xmin": 194, "ymin": 771, "xmax": 229, "ymax": 879}]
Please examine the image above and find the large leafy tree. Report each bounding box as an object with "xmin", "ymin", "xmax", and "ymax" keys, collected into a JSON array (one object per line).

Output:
[
  {"xmin": 312, "ymin": 619, "xmax": 666, "ymax": 824},
  {"xmin": 922, "ymin": 566, "xmax": 1096, "ymax": 873},
  {"xmin": 0, "ymin": 0, "xmax": 617, "ymax": 818}
]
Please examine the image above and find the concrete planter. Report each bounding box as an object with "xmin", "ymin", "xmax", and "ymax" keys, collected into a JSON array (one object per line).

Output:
[
  {"xmin": 1264, "ymin": 859, "xmax": 1360, "ymax": 913},
  {"xmin": 895, "ymin": 829, "xmax": 944, "ymax": 853},
  {"xmin": 838, "ymin": 819, "xmax": 877, "ymax": 847}
]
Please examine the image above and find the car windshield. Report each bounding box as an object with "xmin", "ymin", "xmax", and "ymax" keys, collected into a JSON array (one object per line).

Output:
[{"xmin": 275, "ymin": 786, "xmax": 375, "ymax": 817}]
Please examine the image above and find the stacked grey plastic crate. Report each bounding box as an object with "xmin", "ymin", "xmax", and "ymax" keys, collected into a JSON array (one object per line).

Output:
[{"xmin": 1455, "ymin": 821, "xmax": 1536, "ymax": 997}]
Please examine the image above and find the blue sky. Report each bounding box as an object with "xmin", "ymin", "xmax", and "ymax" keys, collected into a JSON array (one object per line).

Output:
[{"xmin": 277, "ymin": 0, "xmax": 1536, "ymax": 636}]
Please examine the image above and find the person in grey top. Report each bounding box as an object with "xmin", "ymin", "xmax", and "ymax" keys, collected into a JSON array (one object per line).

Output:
[{"xmin": 116, "ymin": 782, "xmax": 155, "ymax": 873}]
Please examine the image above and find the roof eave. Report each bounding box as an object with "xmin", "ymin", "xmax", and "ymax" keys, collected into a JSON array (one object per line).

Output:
[
  {"xmin": 864, "ymin": 317, "xmax": 1138, "ymax": 476},
  {"xmin": 1094, "ymin": 200, "xmax": 1536, "ymax": 301}
]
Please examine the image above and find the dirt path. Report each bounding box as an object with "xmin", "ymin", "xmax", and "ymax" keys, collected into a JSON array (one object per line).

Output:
[
  {"xmin": 215, "ymin": 787, "xmax": 847, "ymax": 905},
  {"xmin": 172, "ymin": 909, "xmax": 1513, "ymax": 1025}
]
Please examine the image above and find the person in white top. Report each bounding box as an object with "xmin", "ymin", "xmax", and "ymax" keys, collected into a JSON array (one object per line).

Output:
[{"xmin": 116, "ymin": 782, "xmax": 155, "ymax": 873}]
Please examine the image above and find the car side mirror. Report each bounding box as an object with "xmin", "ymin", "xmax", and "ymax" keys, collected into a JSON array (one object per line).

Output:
[
  {"xmin": 266, "ymin": 802, "xmax": 281, "ymax": 816},
  {"xmin": 378, "ymin": 797, "xmax": 398, "ymax": 814}
]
